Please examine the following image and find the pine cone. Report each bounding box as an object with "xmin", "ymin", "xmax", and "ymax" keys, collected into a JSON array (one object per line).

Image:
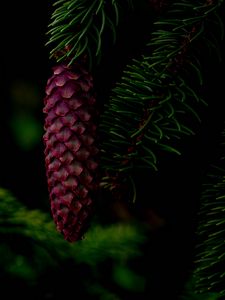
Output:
[{"xmin": 43, "ymin": 63, "xmax": 99, "ymax": 242}]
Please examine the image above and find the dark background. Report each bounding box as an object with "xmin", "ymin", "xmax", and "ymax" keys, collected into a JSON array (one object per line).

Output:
[
  {"xmin": 1, "ymin": 1, "xmax": 225, "ymax": 299},
  {"xmin": 1, "ymin": 1, "xmax": 51, "ymax": 209}
]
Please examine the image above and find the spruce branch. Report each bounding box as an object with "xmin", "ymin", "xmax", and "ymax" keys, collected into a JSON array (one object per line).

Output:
[
  {"xmin": 46, "ymin": 0, "xmax": 132, "ymax": 66},
  {"xmin": 192, "ymin": 151, "xmax": 225, "ymax": 297},
  {"xmin": 99, "ymin": 0, "xmax": 224, "ymax": 186}
]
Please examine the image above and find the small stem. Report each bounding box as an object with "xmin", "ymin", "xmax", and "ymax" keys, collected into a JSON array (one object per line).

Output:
[{"xmin": 131, "ymin": 111, "xmax": 154, "ymax": 139}]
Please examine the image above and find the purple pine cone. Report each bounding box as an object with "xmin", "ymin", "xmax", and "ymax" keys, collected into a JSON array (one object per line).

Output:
[{"xmin": 43, "ymin": 63, "xmax": 99, "ymax": 242}]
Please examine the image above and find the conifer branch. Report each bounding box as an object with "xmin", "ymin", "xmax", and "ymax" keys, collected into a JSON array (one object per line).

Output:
[
  {"xmin": 99, "ymin": 0, "xmax": 224, "ymax": 180},
  {"xmin": 192, "ymin": 135, "xmax": 225, "ymax": 296},
  {"xmin": 46, "ymin": 0, "xmax": 132, "ymax": 66}
]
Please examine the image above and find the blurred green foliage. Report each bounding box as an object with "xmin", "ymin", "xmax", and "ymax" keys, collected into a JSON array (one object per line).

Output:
[
  {"xmin": 10, "ymin": 112, "xmax": 43, "ymax": 151},
  {"xmin": 1, "ymin": 187, "xmax": 220, "ymax": 299},
  {"xmin": 0, "ymin": 188, "xmax": 147, "ymax": 299},
  {"xmin": 9, "ymin": 80, "xmax": 43, "ymax": 151}
]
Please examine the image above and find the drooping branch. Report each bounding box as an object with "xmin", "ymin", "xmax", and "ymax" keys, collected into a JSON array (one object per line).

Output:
[{"xmin": 99, "ymin": 0, "xmax": 224, "ymax": 181}]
